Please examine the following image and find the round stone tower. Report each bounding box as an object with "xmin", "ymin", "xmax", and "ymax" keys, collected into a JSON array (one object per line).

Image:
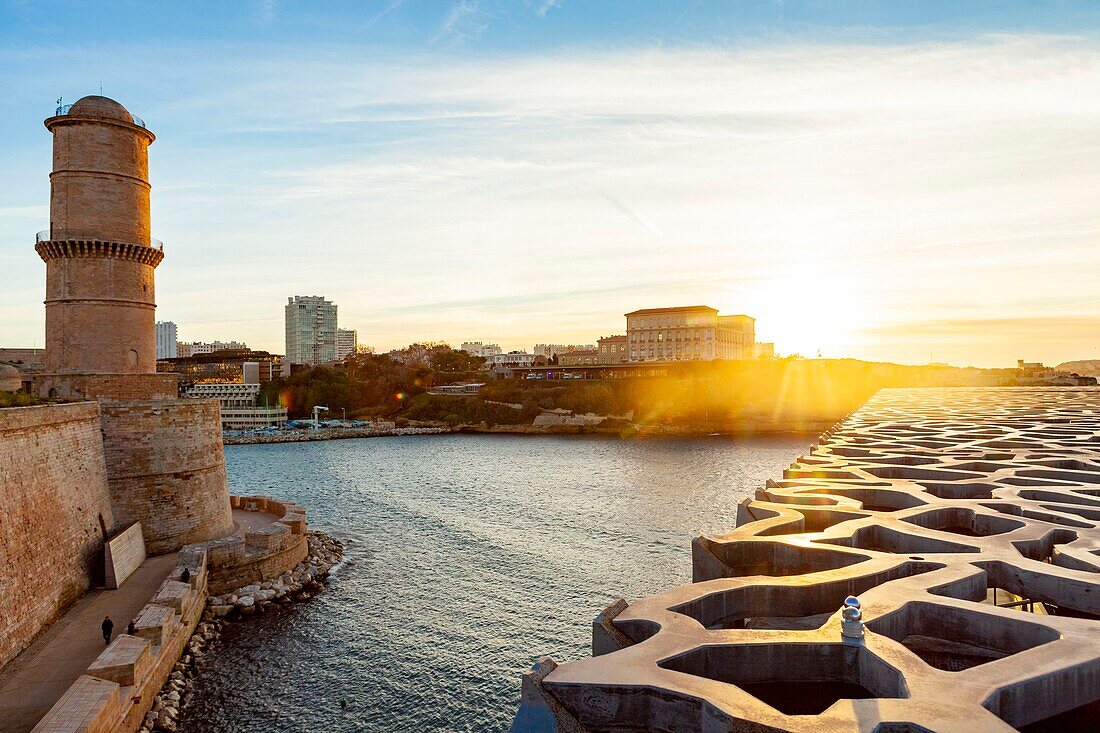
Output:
[
  {"xmin": 34, "ymin": 95, "xmax": 234, "ymax": 554},
  {"xmin": 37, "ymin": 96, "xmax": 162, "ymax": 383}
]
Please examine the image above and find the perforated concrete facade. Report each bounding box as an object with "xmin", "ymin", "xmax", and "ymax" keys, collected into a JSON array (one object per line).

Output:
[{"xmin": 519, "ymin": 387, "xmax": 1100, "ymax": 733}]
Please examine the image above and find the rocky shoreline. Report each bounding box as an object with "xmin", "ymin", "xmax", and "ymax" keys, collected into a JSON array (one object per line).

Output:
[{"xmin": 140, "ymin": 531, "xmax": 344, "ymax": 733}]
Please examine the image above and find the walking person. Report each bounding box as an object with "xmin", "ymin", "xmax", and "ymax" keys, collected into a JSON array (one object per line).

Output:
[{"xmin": 101, "ymin": 616, "xmax": 113, "ymax": 645}]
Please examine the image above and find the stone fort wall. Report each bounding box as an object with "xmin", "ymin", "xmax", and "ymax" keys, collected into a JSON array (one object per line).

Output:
[
  {"xmin": 100, "ymin": 399, "xmax": 234, "ymax": 555},
  {"xmin": 0, "ymin": 403, "xmax": 117, "ymax": 668}
]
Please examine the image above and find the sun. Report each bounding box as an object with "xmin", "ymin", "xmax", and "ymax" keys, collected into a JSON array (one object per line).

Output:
[{"xmin": 729, "ymin": 274, "xmax": 874, "ymax": 359}]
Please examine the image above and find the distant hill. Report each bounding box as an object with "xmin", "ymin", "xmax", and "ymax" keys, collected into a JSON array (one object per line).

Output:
[{"xmin": 1057, "ymin": 360, "xmax": 1100, "ymax": 376}]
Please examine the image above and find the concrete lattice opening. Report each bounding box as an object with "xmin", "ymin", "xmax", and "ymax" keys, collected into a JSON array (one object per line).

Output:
[
  {"xmin": 705, "ymin": 540, "xmax": 867, "ymax": 578},
  {"xmin": 1014, "ymin": 698, "xmax": 1100, "ymax": 732},
  {"xmin": 818, "ymin": 525, "xmax": 980, "ymax": 555},
  {"xmin": 799, "ymin": 487, "xmax": 929, "ymax": 512},
  {"xmin": 867, "ymin": 601, "xmax": 1059, "ymax": 671},
  {"xmin": 671, "ymin": 561, "xmax": 942, "ymax": 630},
  {"xmin": 915, "ymin": 481, "xmax": 997, "ymax": 500},
  {"xmin": 900, "ymin": 507, "xmax": 1025, "ymax": 537},
  {"xmin": 659, "ymin": 642, "xmax": 908, "ymax": 715}
]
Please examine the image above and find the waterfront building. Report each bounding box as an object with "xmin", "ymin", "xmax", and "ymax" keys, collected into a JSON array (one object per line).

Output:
[
  {"xmin": 558, "ymin": 349, "xmax": 599, "ymax": 366},
  {"xmin": 156, "ymin": 321, "xmax": 178, "ymax": 358},
  {"xmin": 336, "ymin": 328, "xmax": 358, "ymax": 360},
  {"xmin": 180, "ymin": 382, "xmax": 287, "ymax": 429},
  {"xmin": 460, "ymin": 341, "xmax": 503, "ymax": 358},
  {"xmin": 285, "ymin": 295, "xmax": 338, "ymax": 365},
  {"xmin": 625, "ymin": 305, "xmax": 755, "ymax": 362},
  {"xmin": 533, "ymin": 343, "xmax": 597, "ymax": 359},
  {"xmin": 177, "ymin": 340, "xmax": 248, "ymax": 358},
  {"xmin": 158, "ymin": 348, "xmax": 283, "ymax": 383},
  {"xmin": 182, "ymin": 382, "xmax": 261, "ymax": 407},
  {"xmin": 597, "ymin": 335, "xmax": 628, "ymax": 365},
  {"xmin": 754, "ymin": 341, "xmax": 775, "ymax": 359},
  {"xmin": 487, "ymin": 351, "xmax": 543, "ymax": 368}
]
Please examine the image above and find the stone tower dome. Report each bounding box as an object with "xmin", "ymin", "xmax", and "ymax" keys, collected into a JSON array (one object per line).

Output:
[{"xmin": 37, "ymin": 95, "xmax": 163, "ymax": 384}]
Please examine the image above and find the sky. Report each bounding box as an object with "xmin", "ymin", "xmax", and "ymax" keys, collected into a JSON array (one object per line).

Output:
[{"xmin": 1, "ymin": 1, "xmax": 1099, "ymax": 368}]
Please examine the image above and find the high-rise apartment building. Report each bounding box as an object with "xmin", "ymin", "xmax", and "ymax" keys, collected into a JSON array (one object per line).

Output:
[
  {"xmin": 285, "ymin": 295, "xmax": 338, "ymax": 365},
  {"xmin": 625, "ymin": 306, "xmax": 754, "ymax": 362},
  {"xmin": 336, "ymin": 328, "xmax": 358, "ymax": 360},
  {"xmin": 156, "ymin": 321, "xmax": 178, "ymax": 359}
]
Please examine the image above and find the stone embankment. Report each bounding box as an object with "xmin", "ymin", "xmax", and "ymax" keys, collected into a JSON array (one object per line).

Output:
[
  {"xmin": 140, "ymin": 532, "xmax": 343, "ymax": 733},
  {"xmin": 223, "ymin": 426, "xmax": 446, "ymax": 445}
]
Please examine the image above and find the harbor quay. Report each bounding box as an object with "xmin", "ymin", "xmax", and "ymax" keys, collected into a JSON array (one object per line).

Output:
[{"xmin": 513, "ymin": 387, "xmax": 1100, "ymax": 732}]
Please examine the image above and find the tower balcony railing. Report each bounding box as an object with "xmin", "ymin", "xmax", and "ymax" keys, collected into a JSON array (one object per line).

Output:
[
  {"xmin": 53, "ymin": 103, "xmax": 146, "ymax": 129},
  {"xmin": 37, "ymin": 229, "xmax": 163, "ymax": 250}
]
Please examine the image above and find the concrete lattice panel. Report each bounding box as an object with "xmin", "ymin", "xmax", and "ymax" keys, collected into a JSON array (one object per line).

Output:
[{"xmin": 522, "ymin": 388, "xmax": 1100, "ymax": 733}]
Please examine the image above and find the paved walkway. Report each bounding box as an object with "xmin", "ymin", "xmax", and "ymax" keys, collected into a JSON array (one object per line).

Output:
[
  {"xmin": 0, "ymin": 509, "xmax": 280, "ymax": 733},
  {"xmin": 0, "ymin": 554, "xmax": 177, "ymax": 733}
]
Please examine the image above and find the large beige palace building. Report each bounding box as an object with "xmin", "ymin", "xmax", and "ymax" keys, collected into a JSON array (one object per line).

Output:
[{"xmin": 625, "ymin": 305, "xmax": 754, "ymax": 362}]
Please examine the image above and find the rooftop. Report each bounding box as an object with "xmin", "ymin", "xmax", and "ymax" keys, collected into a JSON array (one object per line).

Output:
[{"xmin": 624, "ymin": 305, "xmax": 718, "ymax": 316}]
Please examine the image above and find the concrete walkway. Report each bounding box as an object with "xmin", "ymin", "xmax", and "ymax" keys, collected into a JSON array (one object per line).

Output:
[
  {"xmin": 0, "ymin": 553, "xmax": 177, "ymax": 733},
  {"xmin": 0, "ymin": 509, "xmax": 281, "ymax": 733}
]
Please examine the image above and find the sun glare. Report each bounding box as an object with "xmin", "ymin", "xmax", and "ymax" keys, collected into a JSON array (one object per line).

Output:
[{"xmin": 732, "ymin": 275, "xmax": 873, "ymax": 358}]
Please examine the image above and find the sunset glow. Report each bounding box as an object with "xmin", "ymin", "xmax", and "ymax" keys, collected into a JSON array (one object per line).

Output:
[{"xmin": 1, "ymin": 3, "xmax": 1099, "ymax": 367}]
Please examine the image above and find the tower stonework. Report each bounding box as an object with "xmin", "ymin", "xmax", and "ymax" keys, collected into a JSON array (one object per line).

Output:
[
  {"xmin": 35, "ymin": 96, "xmax": 177, "ymax": 400},
  {"xmin": 34, "ymin": 95, "xmax": 233, "ymax": 554}
]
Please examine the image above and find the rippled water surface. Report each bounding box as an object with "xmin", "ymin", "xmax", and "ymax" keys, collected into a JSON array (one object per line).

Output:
[{"xmin": 177, "ymin": 434, "xmax": 806, "ymax": 732}]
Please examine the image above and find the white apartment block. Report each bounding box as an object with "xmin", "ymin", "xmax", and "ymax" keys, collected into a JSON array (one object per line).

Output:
[
  {"xmin": 336, "ymin": 328, "xmax": 358, "ymax": 360},
  {"xmin": 488, "ymin": 351, "xmax": 539, "ymax": 368},
  {"xmin": 181, "ymin": 382, "xmax": 261, "ymax": 407},
  {"xmin": 176, "ymin": 340, "xmax": 248, "ymax": 358},
  {"xmin": 460, "ymin": 342, "xmax": 503, "ymax": 358},
  {"xmin": 626, "ymin": 306, "xmax": 755, "ymax": 363},
  {"xmin": 156, "ymin": 321, "xmax": 178, "ymax": 359},
  {"xmin": 180, "ymin": 382, "xmax": 287, "ymax": 430},
  {"xmin": 285, "ymin": 295, "xmax": 338, "ymax": 365}
]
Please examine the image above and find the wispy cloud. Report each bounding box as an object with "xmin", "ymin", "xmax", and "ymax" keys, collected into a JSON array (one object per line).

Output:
[
  {"xmin": 4, "ymin": 35, "xmax": 1100, "ymax": 364},
  {"xmin": 433, "ymin": 0, "xmax": 488, "ymax": 44},
  {"xmin": 535, "ymin": 0, "xmax": 563, "ymax": 17}
]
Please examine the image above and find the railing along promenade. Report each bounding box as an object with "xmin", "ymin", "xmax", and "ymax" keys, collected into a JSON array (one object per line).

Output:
[{"xmin": 512, "ymin": 387, "xmax": 1100, "ymax": 732}]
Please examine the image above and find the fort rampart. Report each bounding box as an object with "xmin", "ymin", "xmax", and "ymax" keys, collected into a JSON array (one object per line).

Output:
[
  {"xmin": 99, "ymin": 400, "xmax": 234, "ymax": 555},
  {"xmin": 0, "ymin": 403, "xmax": 117, "ymax": 669}
]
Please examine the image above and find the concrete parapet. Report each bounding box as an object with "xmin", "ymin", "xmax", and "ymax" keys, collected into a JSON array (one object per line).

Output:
[
  {"xmin": 86, "ymin": 636, "xmax": 151, "ymax": 687},
  {"xmin": 193, "ymin": 494, "xmax": 310, "ymax": 594},
  {"xmin": 524, "ymin": 387, "xmax": 1100, "ymax": 732},
  {"xmin": 32, "ymin": 540, "xmax": 209, "ymax": 733},
  {"xmin": 30, "ymin": 675, "xmax": 121, "ymax": 733}
]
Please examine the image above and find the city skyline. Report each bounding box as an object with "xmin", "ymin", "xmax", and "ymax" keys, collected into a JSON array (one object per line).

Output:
[{"xmin": 2, "ymin": 2, "xmax": 1100, "ymax": 367}]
